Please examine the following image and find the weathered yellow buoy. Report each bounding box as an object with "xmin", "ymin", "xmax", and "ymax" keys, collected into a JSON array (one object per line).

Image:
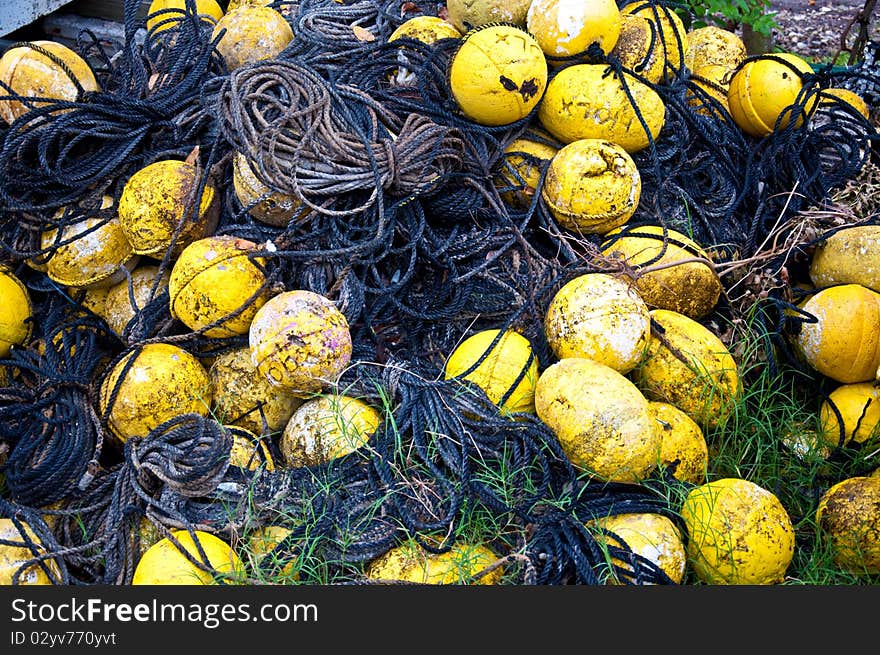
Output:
[
  {"xmin": 226, "ymin": 425, "xmax": 276, "ymax": 471},
  {"xmin": 809, "ymin": 225, "xmax": 880, "ymax": 293},
  {"xmin": 233, "ymin": 152, "xmax": 307, "ymax": 227},
  {"xmin": 443, "ymin": 328, "xmax": 539, "ymax": 415},
  {"xmin": 686, "ymin": 63, "xmax": 734, "ymax": 115},
  {"xmin": 648, "ymin": 401, "xmax": 708, "ymax": 484},
  {"xmin": 0, "ymin": 519, "xmax": 61, "ymax": 585},
  {"xmin": 793, "ymin": 283, "xmax": 880, "ymax": 384},
  {"xmin": 280, "ymin": 394, "xmax": 380, "ymax": 467},
  {"xmin": 544, "ymin": 272, "xmax": 650, "ymax": 374},
  {"xmin": 209, "ymin": 346, "xmax": 302, "ymax": 436},
  {"xmin": 535, "ymin": 357, "xmax": 659, "ymax": 483},
  {"xmin": 819, "ymin": 382, "xmax": 880, "ymax": 450},
  {"xmin": 816, "ymin": 475, "xmax": 880, "ymax": 575},
  {"xmin": 169, "ymin": 235, "xmax": 270, "ymax": 337},
  {"xmin": 41, "ymin": 196, "xmax": 139, "ymax": 290},
  {"xmin": 146, "ymin": 0, "xmax": 224, "ymax": 33},
  {"xmin": 99, "ymin": 342, "xmax": 213, "ymax": 443},
  {"xmin": 541, "ymin": 138, "xmax": 642, "ymax": 235},
  {"xmin": 211, "ymin": 5, "xmax": 294, "ymax": 71},
  {"xmin": 0, "ymin": 266, "xmax": 33, "ymax": 358},
  {"xmin": 0, "ymin": 40, "xmax": 99, "ymax": 124},
  {"xmin": 610, "ymin": 13, "xmax": 665, "ymax": 84},
  {"xmin": 248, "ymin": 289, "xmax": 352, "ymax": 393},
  {"xmin": 366, "ymin": 539, "xmax": 503, "ymax": 584},
  {"xmin": 248, "ymin": 524, "xmax": 298, "ymax": 578},
  {"xmin": 495, "ymin": 131, "xmax": 559, "ymax": 210},
  {"xmin": 632, "ymin": 308, "xmax": 741, "ymax": 430},
  {"xmin": 526, "ymin": 0, "xmax": 622, "ymax": 59},
  {"xmin": 445, "ymin": 0, "xmax": 532, "ymax": 33},
  {"xmin": 388, "ymin": 15, "xmax": 462, "ymax": 43},
  {"xmin": 621, "ymin": 2, "xmax": 687, "ymax": 80},
  {"xmin": 600, "ymin": 224, "xmax": 722, "ymax": 319},
  {"xmin": 587, "ymin": 512, "xmax": 687, "ymax": 584},
  {"xmin": 118, "ymin": 159, "xmax": 219, "ymax": 260},
  {"xmin": 681, "ymin": 477, "xmax": 795, "ymax": 584},
  {"xmin": 538, "ymin": 63, "xmax": 666, "ymax": 153},
  {"xmin": 684, "ymin": 25, "xmax": 747, "ymax": 73},
  {"xmin": 101, "ymin": 264, "xmax": 171, "ymax": 337},
  {"xmin": 448, "ymin": 24, "xmax": 547, "ymax": 126},
  {"xmin": 818, "ymin": 87, "xmax": 871, "ymax": 120},
  {"xmin": 132, "ymin": 529, "xmax": 243, "ymax": 585},
  {"xmin": 727, "ymin": 52, "xmax": 819, "ymax": 138}
]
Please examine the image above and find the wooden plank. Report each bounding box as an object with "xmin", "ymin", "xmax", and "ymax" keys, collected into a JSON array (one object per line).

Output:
[{"xmin": 0, "ymin": 0, "xmax": 80, "ymax": 37}]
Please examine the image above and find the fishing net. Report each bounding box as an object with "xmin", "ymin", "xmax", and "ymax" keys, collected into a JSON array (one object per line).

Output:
[{"xmin": 0, "ymin": 0, "xmax": 878, "ymax": 585}]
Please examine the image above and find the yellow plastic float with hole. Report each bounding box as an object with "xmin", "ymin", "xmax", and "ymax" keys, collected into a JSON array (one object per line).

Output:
[
  {"xmin": 365, "ymin": 539, "xmax": 503, "ymax": 584},
  {"xmin": 448, "ymin": 24, "xmax": 547, "ymax": 127},
  {"xmin": 99, "ymin": 342, "xmax": 213, "ymax": 443},
  {"xmin": 0, "ymin": 40, "xmax": 99, "ymax": 124},
  {"xmin": 233, "ymin": 152, "xmax": 308, "ymax": 227},
  {"xmin": 445, "ymin": 0, "xmax": 532, "ymax": 32},
  {"xmin": 495, "ymin": 131, "xmax": 559, "ymax": 210},
  {"xmin": 610, "ymin": 13, "xmax": 665, "ymax": 84},
  {"xmin": 443, "ymin": 328, "xmax": 539, "ymax": 415},
  {"xmin": 280, "ymin": 394, "xmax": 380, "ymax": 467},
  {"xmin": 648, "ymin": 401, "xmax": 708, "ymax": 484},
  {"xmin": 209, "ymin": 346, "xmax": 302, "ymax": 436},
  {"xmin": 600, "ymin": 224, "xmax": 722, "ymax": 319},
  {"xmin": 535, "ymin": 357, "xmax": 659, "ymax": 483},
  {"xmin": 41, "ymin": 196, "xmax": 139, "ymax": 290},
  {"xmin": 101, "ymin": 264, "xmax": 171, "ymax": 337},
  {"xmin": 683, "ymin": 25, "xmax": 747, "ymax": 73},
  {"xmin": 0, "ymin": 518, "xmax": 62, "ymax": 585},
  {"xmin": 0, "ymin": 267, "xmax": 33, "ymax": 358},
  {"xmin": 146, "ymin": 0, "xmax": 224, "ymax": 33},
  {"xmin": 818, "ymin": 382, "xmax": 880, "ymax": 450},
  {"xmin": 211, "ymin": 5, "xmax": 294, "ymax": 71},
  {"xmin": 587, "ymin": 512, "xmax": 687, "ymax": 584},
  {"xmin": 526, "ymin": 0, "xmax": 621, "ymax": 59},
  {"xmin": 118, "ymin": 159, "xmax": 219, "ymax": 260},
  {"xmin": 632, "ymin": 308, "xmax": 741, "ymax": 431},
  {"xmin": 544, "ymin": 272, "xmax": 650, "ymax": 374},
  {"xmin": 541, "ymin": 138, "xmax": 642, "ymax": 235},
  {"xmin": 809, "ymin": 225, "xmax": 880, "ymax": 293},
  {"xmin": 169, "ymin": 235, "xmax": 270, "ymax": 337},
  {"xmin": 132, "ymin": 529, "xmax": 243, "ymax": 585},
  {"xmin": 249, "ymin": 289, "xmax": 352, "ymax": 393},
  {"xmin": 226, "ymin": 425, "xmax": 276, "ymax": 471},
  {"xmin": 621, "ymin": 2, "xmax": 687, "ymax": 80},
  {"xmin": 793, "ymin": 283, "xmax": 880, "ymax": 384},
  {"xmin": 816, "ymin": 475, "xmax": 880, "ymax": 575},
  {"xmin": 538, "ymin": 64, "xmax": 666, "ymax": 153},
  {"xmin": 727, "ymin": 52, "xmax": 819, "ymax": 138}
]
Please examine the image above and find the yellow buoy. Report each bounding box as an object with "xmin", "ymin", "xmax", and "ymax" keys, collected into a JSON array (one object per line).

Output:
[
  {"xmin": 794, "ymin": 283, "xmax": 880, "ymax": 384},
  {"xmin": 681, "ymin": 477, "xmax": 795, "ymax": 584},
  {"xmin": 211, "ymin": 6, "xmax": 294, "ymax": 71},
  {"xmin": 366, "ymin": 540, "xmax": 503, "ymax": 584},
  {"xmin": 544, "ymin": 272, "xmax": 650, "ymax": 374},
  {"xmin": 101, "ymin": 264, "xmax": 171, "ymax": 337},
  {"xmin": 248, "ymin": 525, "xmax": 298, "ymax": 578},
  {"xmin": 816, "ymin": 476, "xmax": 880, "ymax": 575},
  {"xmin": 526, "ymin": 0, "xmax": 622, "ymax": 59},
  {"xmin": 809, "ymin": 225, "xmax": 880, "ymax": 293},
  {"xmin": 621, "ymin": 2, "xmax": 687, "ymax": 80},
  {"xmin": 233, "ymin": 152, "xmax": 307, "ymax": 227},
  {"xmin": 0, "ymin": 40, "xmax": 99, "ymax": 124},
  {"xmin": 495, "ymin": 131, "xmax": 559, "ymax": 210},
  {"xmin": 0, "ymin": 519, "xmax": 61, "ymax": 585},
  {"xmin": 727, "ymin": 52, "xmax": 819, "ymax": 138},
  {"xmin": 118, "ymin": 159, "xmax": 219, "ymax": 260},
  {"xmin": 445, "ymin": 0, "xmax": 532, "ymax": 33},
  {"xmin": 0, "ymin": 266, "xmax": 33, "ymax": 358},
  {"xmin": 538, "ymin": 63, "xmax": 666, "ymax": 153},
  {"xmin": 686, "ymin": 63, "xmax": 734, "ymax": 116},
  {"xmin": 209, "ymin": 346, "xmax": 302, "ymax": 436},
  {"xmin": 448, "ymin": 24, "xmax": 547, "ymax": 126},
  {"xmin": 169, "ymin": 235, "xmax": 270, "ymax": 337},
  {"xmin": 132, "ymin": 529, "xmax": 243, "ymax": 585},
  {"xmin": 600, "ymin": 224, "xmax": 722, "ymax": 319},
  {"xmin": 280, "ymin": 394, "xmax": 380, "ymax": 467},
  {"xmin": 146, "ymin": 0, "xmax": 224, "ymax": 33},
  {"xmin": 443, "ymin": 328, "xmax": 539, "ymax": 415},
  {"xmin": 818, "ymin": 87, "xmax": 871, "ymax": 120},
  {"xmin": 534, "ymin": 357, "xmax": 659, "ymax": 483},
  {"xmin": 249, "ymin": 289, "xmax": 352, "ymax": 393},
  {"xmin": 610, "ymin": 13, "xmax": 665, "ymax": 84},
  {"xmin": 648, "ymin": 401, "xmax": 708, "ymax": 484},
  {"xmin": 226, "ymin": 425, "xmax": 276, "ymax": 471},
  {"xmin": 684, "ymin": 25, "xmax": 747, "ymax": 73},
  {"xmin": 541, "ymin": 138, "xmax": 642, "ymax": 235},
  {"xmin": 819, "ymin": 382, "xmax": 880, "ymax": 450},
  {"xmin": 99, "ymin": 343, "xmax": 213, "ymax": 443},
  {"xmin": 587, "ymin": 512, "xmax": 687, "ymax": 584},
  {"xmin": 41, "ymin": 195, "xmax": 139, "ymax": 290},
  {"xmin": 388, "ymin": 15, "xmax": 462, "ymax": 43},
  {"xmin": 632, "ymin": 308, "xmax": 741, "ymax": 431}
]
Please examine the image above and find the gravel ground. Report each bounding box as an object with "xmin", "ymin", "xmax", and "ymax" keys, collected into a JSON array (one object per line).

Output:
[{"xmin": 769, "ymin": 0, "xmax": 879, "ymax": 62}]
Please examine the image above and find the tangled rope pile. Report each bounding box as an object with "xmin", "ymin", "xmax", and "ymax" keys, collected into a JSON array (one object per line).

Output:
[{"xmin": 0, "ymin": 0, "xmax": 878, "ymax": 586}]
